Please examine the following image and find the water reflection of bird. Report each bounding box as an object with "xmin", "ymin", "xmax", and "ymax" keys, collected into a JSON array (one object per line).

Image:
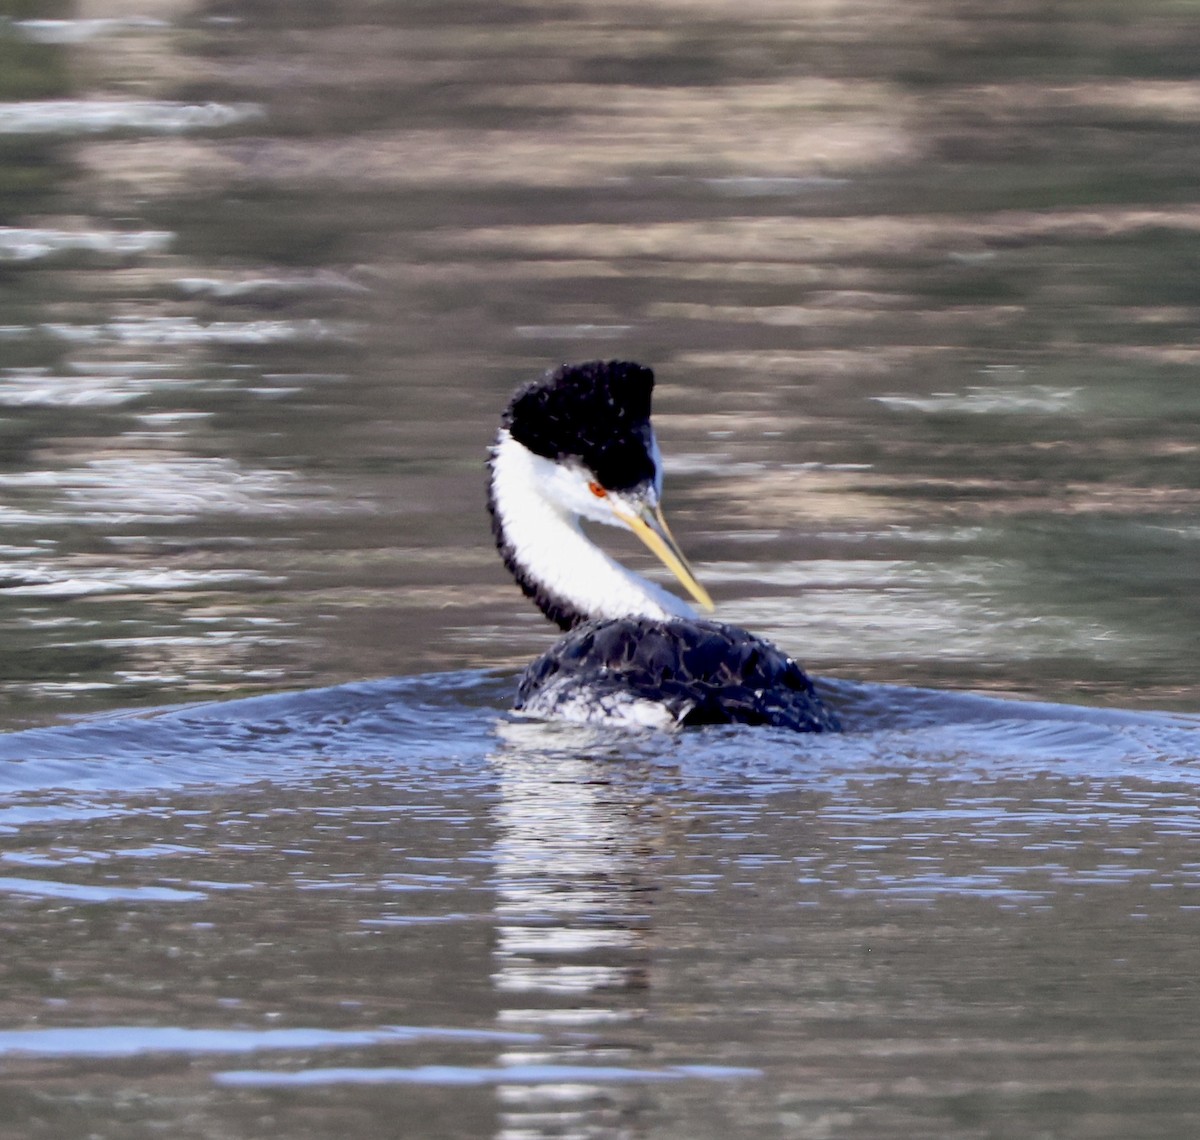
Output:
[{"xmin": 487, "ymin": 360, "xmax": 840, "ymax": 732}]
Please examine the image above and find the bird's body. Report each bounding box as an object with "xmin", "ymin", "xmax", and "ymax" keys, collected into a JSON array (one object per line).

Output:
[
  {"xmin": 514, "ymin": 617, "xmax": 839, "ymax": 731},
  {"xmin": 488, "ymin": 360, "xmax": 839, "ymax": 733}
]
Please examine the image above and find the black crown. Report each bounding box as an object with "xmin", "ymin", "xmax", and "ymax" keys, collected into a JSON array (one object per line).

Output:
[{"xmin": 503, "ymin": 360, "xmax": 657, "ymax": 491}]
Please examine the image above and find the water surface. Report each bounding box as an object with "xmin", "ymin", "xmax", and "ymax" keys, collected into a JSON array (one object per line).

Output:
[
  {"xmin": 1, "ymin": 675, "xmax": 1198, "ymax": 1137},
  {"xmin": 0, "ymin": 2, "xmax": 1198, "ymax": 1137}
]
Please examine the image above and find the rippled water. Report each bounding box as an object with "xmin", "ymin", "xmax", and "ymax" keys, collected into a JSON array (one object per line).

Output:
[
  {"xmin": 1, "ymin": 676, "xmax": 1199, "ymax": 1136},
  {"xmin": 1, "ymin": 2, "xmax": 1198, "ymax": 1137}
]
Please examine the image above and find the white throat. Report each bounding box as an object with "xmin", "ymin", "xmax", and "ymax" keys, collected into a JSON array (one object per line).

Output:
[{"xmin": 489, "ymin": 430, "xmax": 698, "ymax": 625}]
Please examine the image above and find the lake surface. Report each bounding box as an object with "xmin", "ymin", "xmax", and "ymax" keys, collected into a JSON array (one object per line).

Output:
[{"xmin": 0, "ymin": 2, "xmax": 1198, "ymax": 1137}]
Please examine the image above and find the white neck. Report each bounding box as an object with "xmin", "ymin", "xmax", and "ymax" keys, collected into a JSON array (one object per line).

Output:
[{"xmin": 489, "ymin": 430, "xmax": 697, "ymax": 627}]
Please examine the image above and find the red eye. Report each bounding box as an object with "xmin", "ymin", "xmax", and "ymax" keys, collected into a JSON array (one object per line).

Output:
[{"xmin": 587, "ymin": 481, "xmax": 608, "ymax": 499}]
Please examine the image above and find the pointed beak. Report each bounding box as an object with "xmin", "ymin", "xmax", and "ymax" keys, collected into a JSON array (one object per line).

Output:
[{"xmin": 610, "ymin": 498, "xmax": 715, "ymax": 612}]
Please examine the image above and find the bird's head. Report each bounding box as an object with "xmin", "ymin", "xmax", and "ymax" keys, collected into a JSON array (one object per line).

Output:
[{"xmin": 500, "ymin": 360, "xmax": 714, "ymax": 612}]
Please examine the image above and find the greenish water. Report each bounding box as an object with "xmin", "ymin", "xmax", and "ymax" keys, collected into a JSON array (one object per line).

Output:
[
  {"xmin": 0, "ymin": 0, "xmax": 1197, "ymax": 723},
  {"xmin": 0, "ymin": 3, "xmax": 1197, "ymax": 1138}
]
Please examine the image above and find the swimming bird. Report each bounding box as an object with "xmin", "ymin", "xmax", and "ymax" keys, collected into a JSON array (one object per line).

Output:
[{"xmin": 487, "ymin": 360, "xmax": 840, "ymax": 732}]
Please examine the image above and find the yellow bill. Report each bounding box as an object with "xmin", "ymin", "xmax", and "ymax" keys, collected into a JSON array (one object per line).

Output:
[{"xmin": 612, "ymin": 500, "xmax": 715, "ymax": 612}]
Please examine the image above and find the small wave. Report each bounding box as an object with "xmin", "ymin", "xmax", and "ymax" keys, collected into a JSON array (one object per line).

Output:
[
  {"xmin": 0, "ymin": 100, "xmax": 265, "ymax": 136},
  {"xmin": 0, "ymin": 672, "xmax": 509, "ymax": 796},
  {"xmin": 872, "ymin": 367, "xmax": 1081, "ymax": 416},
  {"xmin": 0, "ymin": 1024, "xmax": 536, "ymax": 1059},
  {"xmin": 0, "ymin": 876, "xmax": 205, "ymax": 903},
  {"xmin": 174, "ymin": 272, "xmax": 370, "ymax": 298},
  {"xmin": 0, "ymin": 455, "xmax": 326, "ymax": 523},
  {"xmin": 214, "ymin": 1061, "xmax": 762, "ymax": 1088},
  {"xmin": 12, "ymin": 18, "xmax": 169, "ymax": 44},
  {"xmin": 514, "ymin": 324, "xmax": 633, "ymax": 339},
  {"xmin": 38, "ymin": 316, "xmax": 352, "ymax": 347},
  {"xmin": 702, "ymin": 175, "xmax": 849, "ymax": 196},
  {"xmin": 0, "ymin": 567, "xmax": 279, "ymax": 598},
  {"xmin": 0, "ymin": 227, "xmax": 173, "ymax": 262},
  {"xmin": 0, "ymin": 672, "xmax": 1194, "ymax": 802},
  {"xmin": 0, "ymin": 375, "xmax": 167, "ymax": 408},
  {"xmin": 872, "ymin": 386, "xmax": 1080, "ymax": 414}
]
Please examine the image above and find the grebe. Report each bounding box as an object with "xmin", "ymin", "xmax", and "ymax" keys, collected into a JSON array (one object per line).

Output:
[{"xmin": 487, "ymin": 360, "xmax": 840, "ymax": 732}]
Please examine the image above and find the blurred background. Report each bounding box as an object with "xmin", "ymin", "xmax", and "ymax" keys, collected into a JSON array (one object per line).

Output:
[
  {"xmin": 2, "ymin": 9, "xmax": 1200, "ymax": 1138},
  {"xmin": 1, "ymin": 0, "xmax": 1198, "ymax": 727}
]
